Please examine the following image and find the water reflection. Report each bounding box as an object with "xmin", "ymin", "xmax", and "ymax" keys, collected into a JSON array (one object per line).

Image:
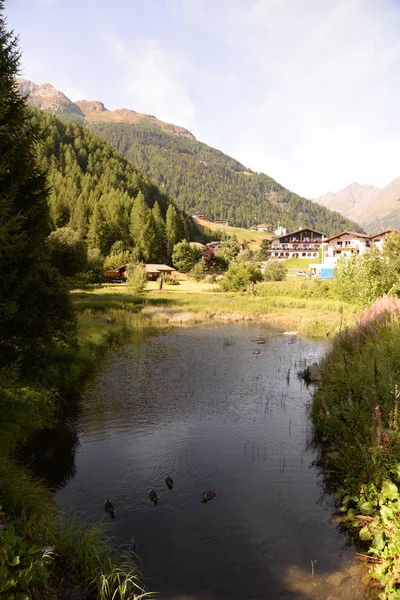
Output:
[{"xmin": 27, "ymin": 324, "xmax": 372, "ymax": 599}]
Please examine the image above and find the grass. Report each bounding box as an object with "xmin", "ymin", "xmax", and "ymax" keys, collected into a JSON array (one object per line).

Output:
[
  {"xmin": 311, "ymin": 296, "xmax": 400, "ymax": 598},
  {"xmin": 56, "ymin": 520, "xmax": 153, "ymax": 600},
  {"xmin": 194, "ymin": 218, "xmax": 271, "ymax": 250},
  {"xmin": 70, "ymin": 279, "xmax": 358, "ymax": 338}
]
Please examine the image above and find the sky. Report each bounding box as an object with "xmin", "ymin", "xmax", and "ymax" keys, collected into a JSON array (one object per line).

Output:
[{"xmin": 5, "ymin": 0, "xmax": 400, "ymax": 198}]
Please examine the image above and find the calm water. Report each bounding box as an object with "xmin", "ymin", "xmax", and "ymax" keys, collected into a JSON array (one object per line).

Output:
[{"xmin": 27, "ymin": 325, "xmax": 369, "ymax": 599}]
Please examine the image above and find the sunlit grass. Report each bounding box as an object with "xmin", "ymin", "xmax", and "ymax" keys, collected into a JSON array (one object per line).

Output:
[{"xmin": 57, "ymin": 519, "xmax": 154, "ymax": 600}]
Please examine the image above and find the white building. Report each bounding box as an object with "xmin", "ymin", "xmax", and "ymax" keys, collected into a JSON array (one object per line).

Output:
[
  {"xmin": 266, "ymin": 228, "xmax": 326, "ymax": 260},
  {"xmin": 321, "ymin": 231, "xmax": 372, "ymax": 266}
]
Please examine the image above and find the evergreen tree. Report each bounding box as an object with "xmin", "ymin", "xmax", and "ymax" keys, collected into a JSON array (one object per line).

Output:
[
  {"xmin": 141, "ymin": 213, "xmax": 163, "ymax": 262},
  {"xmin": 0, "ymin": 6, "xmax": 76, "ymax": 364},
  {"xmin": 130, "ymin": 191, "xmax": 150, "ymax": 246},
  {"xmin": 152, "ymin": 201, "xmax": 166, "ymax": 260},
  {"xmin": 165, "ymin": 205, "xmax": 181, "ymax": 259}
]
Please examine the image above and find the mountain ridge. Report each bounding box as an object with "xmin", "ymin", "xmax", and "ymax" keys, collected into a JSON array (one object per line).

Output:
[
  {"xmin": 17, "ymin": 77, "xmax": 363, "ymax": 236},
  {"xmin": 315, "ymin": 179, "xmax": 400, "ymax": 234}
]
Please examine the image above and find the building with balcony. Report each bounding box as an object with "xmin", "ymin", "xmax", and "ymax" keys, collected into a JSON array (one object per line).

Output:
[{"xmin": 266, "ymin": 228, "xmax": 326, "ymax": 260}]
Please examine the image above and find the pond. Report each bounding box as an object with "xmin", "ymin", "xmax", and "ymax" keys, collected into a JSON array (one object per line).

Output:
[{"xmin": 27, "ymin": 324, "xmax": 372, "ymax": 600}]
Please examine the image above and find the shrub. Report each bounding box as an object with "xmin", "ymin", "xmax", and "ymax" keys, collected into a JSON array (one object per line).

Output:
[
  {"xmin": 263, "ymin": 261, "xmax": 287, "ymax": 281},
  {"xmin": 219, "ymin": 263, "xmax": 262, "ymax": 291},
  {"xmin": 126, "ymin": 264, "xmax": 147, "ymax": 293},
  {"xmin": 0, "ymin": 519, "xmax": 53, "ymax": 598},
  {"xmin": 161, "ymin": 275, "xmax": 180, "ymax": 285}
]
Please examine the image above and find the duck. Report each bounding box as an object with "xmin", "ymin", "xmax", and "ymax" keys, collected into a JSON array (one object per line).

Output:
[
  {"xmin": 149, "ymin": 488, "xmax": 159, "ymax": 505},
  {"xmin": 165, "ymin": 476, "xmax": 174, "ymax": 489},
  {"xmin": 104, "ymin": 499, "xmax": 115, "ymax": 518},
  {"xmin": 252, "ymin": 350, "xmax": 260, "ymax": 355},
  {"xmin": 202, "ymin": 490, "xmax": 217, "ymax": 503}
]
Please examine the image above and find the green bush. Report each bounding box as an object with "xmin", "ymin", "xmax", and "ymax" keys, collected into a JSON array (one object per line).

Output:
[
  {"xmin": 334, "ymin": 249, "xmax": 398, "ymax": 306},
  {"xmin": 161, "ymin": 275, "xmax": 180, "ymax": 285},
  {"xmin": 0, "ymin": 518, "xmax": 53, "ymax": 599},
  {"xmin": 219, "ymin": 263, "xmax": 262, "ymax": 291},
  {"xmin": 262, "ymin": 261, "xmax": 287, "ymax": 281},
  {"xmin": 126, "ymin": 264, "xmax": 147, "ymax": 293}
]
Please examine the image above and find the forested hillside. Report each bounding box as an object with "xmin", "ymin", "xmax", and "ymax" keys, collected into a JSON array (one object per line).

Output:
[
  {"xmin": 31, "ymin": 110, "xmax": 194, "ymax": 263},
  {"xmin": 89, "ymin": 121, "xmax": 363, "ymax": 235}
]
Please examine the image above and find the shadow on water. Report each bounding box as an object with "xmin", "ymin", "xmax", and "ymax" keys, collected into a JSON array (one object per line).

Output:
[{"xmin": 20, "ymin": 324, "xmax": 375, "ymax": 600}]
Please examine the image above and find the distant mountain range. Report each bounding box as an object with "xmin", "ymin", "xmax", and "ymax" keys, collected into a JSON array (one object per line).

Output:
[
  {"xmin": 17, "ymin": 78, "xmax": 363, "ymax": 236},
  {"xmin": 315, "ymin": 180, "xmax": 400, "ymax": 234}
]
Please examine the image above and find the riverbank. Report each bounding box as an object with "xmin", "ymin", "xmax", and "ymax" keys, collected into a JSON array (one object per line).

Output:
[
  {"xmin": 0, "ymin": 297, "xmax": 151, "ymax": 599},
  {"xmin": 72, "ymin": 278, "xmax": 358, "ymax": 338},
  {"xmin": 312, "ymin": 296, "xmax": 400, "ymax": 599}
]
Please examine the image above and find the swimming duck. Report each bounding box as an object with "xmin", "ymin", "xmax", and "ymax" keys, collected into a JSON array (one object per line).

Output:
[
  {"xmin": 104, "ymin": 499, "xmax": 115, "ymax": 518},
  {"xmin": 165, "ymin": 476, "xmax": 174, "ymax": 489},
  {"xmin": 149, "ymin": 488, "xmax": 159, "ymax": 505},
  {"xmin": 202, "ymin": 490, "xmax": 217, "ymax": 503}
]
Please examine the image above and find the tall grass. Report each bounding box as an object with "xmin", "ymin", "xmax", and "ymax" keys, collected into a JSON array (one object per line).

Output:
[{"xmin": 57, "ymin": 519, "xmax": 153, "ymax": 599}]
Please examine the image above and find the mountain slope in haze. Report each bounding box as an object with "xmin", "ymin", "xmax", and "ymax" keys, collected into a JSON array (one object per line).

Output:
[
  {"xmin": 315, "ymin": 180, "xmax": 400, "ymax": 234},
  {"xmin": 315, "ymin": 182, "xmax": 378, "ymax": 216},
  {"xmin": 18, "ymin": 78, "xmax": 363, "ymax": 236}
]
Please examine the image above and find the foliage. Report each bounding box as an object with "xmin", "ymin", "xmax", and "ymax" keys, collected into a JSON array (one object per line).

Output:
[
  {"xmin": 334, "ymin": 249, "xmax": 398, "ymax": 306},
  {"xmin": 56, "ymin": 520, "xmax": 152, "ymax": 600},
  {"xmin": 171, "ymin": 239, "xmax": 201, "ymax": 273},
  {"xmin": 0, "ymin": 519, "xmax": 53, "ymax": 599},
  {"xmin": 191, "ymin": 257, "xmax": 208, "ymax": 281},
  {"xmin": 218, "ymin": 236, "xmax": 240, "ymax": 264},
  {"xmin": 263, "ymin": 261, "xmax": 287, "ymax": 281},
  {"xmin": 89, "ymin": 121, "xmax": 363, "ymax": 235},
  {"xmin": 218, "ymin": 263, "xmax": 262, "ymax": 291},
  {"xmin": 126, "ymin": 264, "xmax": 147, "ymax": 294},
  {"xmin": 28, "ymin": 109, "xmax": 193, "ymax": 263},
  {"xmin": 312, "ymin": 296, "xmax": 400, "ymax": 598},
  {"xmin": 47, "ymin": 227, "xmax": 88, "ymax": 276},
  {"xmin": 0, "ymin": 7, "xmax": 77, "ymax": 366}
]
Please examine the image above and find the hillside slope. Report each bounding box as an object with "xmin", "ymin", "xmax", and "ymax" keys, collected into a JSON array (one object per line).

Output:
[
  {"xmin": 89, "ymin": 121, "xmax": 362, "ymax": 235},
  {"xmin": 18, "ymin": 78, "xmax": 362, "ymax": 236},
  {"xmin": 30, "ymin": 109, "xmax": 193, "ymax": 260}
]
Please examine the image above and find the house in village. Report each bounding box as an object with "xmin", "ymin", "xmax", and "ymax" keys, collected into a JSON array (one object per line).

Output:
[
  {"xmin": 205, "ymin": 241, "xmax": 223, "ymax": 255},
  {"xmin": 192, "ymin": 212, "xmax": 212, "ymax": 222},
  {"xmin": 104, "ymin": 263, "xmax": 176, "ymax": 282},
  {"xmin": 249, "ymin": 223, "xmax": 272, "ymax": 232},
  {"xmin": 309, "ymin": 229, "xmax": 399, "ymax": 278},
  {"xmin": 214, "ymin": 219, "xmax": 231, "ymax": 226},
  {"xmin": 266, "ymin": 228, "xmax": 326, "ymax": 260}
]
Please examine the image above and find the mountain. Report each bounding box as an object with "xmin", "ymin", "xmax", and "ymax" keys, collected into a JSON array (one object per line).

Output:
[
  {"xmin": 18, "ymin": 78, "xmax": 363, "ymax": 236},
  {"xmin": 29, "ymin": 109, "xmax": 194, "ymax": 262},
  {"xmin": 315, "ymin": 180, "xmax": 400, "ymax": 234},
  {"xmin": 315, "ymin": 182, "xmax": 379, "ymax": 216}
]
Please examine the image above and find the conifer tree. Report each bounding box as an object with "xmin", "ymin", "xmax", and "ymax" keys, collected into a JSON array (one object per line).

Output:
[
  {"xmin": 130, "ymin": 191, "xmax": 150, "ymax": 246},
  {"xmin": 165, "ymin": 204, "xmax": 181, "ymax": 260},
  {"xmin": 0, "ymin": 5, "xmax": 76, "ymax": 364}
]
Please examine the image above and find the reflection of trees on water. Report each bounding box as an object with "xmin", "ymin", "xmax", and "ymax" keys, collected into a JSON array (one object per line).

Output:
[{"xmin": 19, "ymin": 393, "xmax": 80, "ymax": 492}]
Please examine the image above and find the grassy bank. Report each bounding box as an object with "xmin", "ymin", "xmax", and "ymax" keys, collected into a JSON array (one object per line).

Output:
[
  {"xmin": 0, "ymin": 291, "xmax": 153, "ymax": 599},
  {"xmin": 71, "ymin": 278, "xmax": 357, "ymax": 338},
  {"xmin": 312, "ymin": 296, "xmax": 400, "ymax": 599}
]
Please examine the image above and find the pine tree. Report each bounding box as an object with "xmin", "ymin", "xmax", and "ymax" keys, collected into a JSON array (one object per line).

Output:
[
  {"xmin": 165, "ymin": 205, "xmax": 181, "ymax": 260},
  {"xmin": 0, "ymin": 5, "xmax": 76, "ymax": 365},
  {"xmin": 130, "ymin": 191, "xmax": 150, "ymax": 246},
  {"xmin": 152, "ymin": 201, "xmax": 166, "ymax": 260}
]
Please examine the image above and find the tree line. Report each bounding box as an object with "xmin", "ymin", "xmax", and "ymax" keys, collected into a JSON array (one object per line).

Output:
[{"xmin": 88, "ymin": 120, "xmax": 363, "ymax": 236}]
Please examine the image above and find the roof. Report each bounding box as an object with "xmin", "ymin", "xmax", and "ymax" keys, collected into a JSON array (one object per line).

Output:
[
  {"xmin": 144, "ymin": 264, "xmax": 176, "ymax": 273},
  {"xmin": 323, "ymin": 231, "xmax": 371, "ymax": 243},
  {"xmin": 370, "ymin": 229, "xmax": 399, "ymax": 239},
  {"xmin": 271, "ymin": 227, "xmax": 326, "ymax": 242}
]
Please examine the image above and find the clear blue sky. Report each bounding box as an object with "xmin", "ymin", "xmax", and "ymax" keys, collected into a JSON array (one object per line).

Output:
[{"xmin": 6, "ymin": 0, "xmax": 400, "ymax": 197}]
